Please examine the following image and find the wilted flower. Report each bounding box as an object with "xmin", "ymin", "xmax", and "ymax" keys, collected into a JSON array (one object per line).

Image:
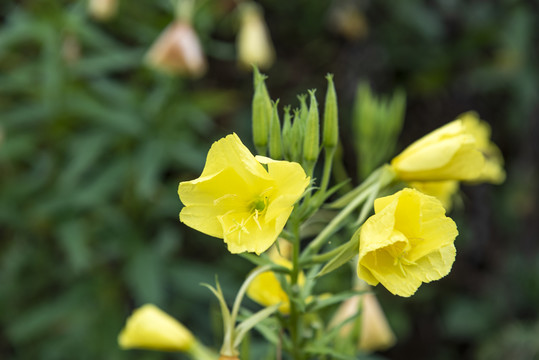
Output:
[
  {"xmin": 459, "ymin": 112, "xmax": 505, "ymax": 184},
  {"xmin": 247, "ymin": 246, "xmax": 304, "ymax": 314},
  {"xmin": 118, "ymin": 304, "xmax": 195, "ymax": 352},
  {"xmin": 146, "ymin": 21, "xmax": 207, "ymax": 77},
  {"xmin": 358, "ymin": 188, "xmax": 458, "ymax": 297},
  {"xmin": 88, "ymin": 0, "xmax": 118, "ymax": 21},
  {"xmin": 391, "ymin": 120, "xmax": 485, "ymax": 181},
  {"xmin": 178, "ymin": 133, "xmax": 309, "ymax": 254},
  {"xmin": 237, "ymin": 2, "xmax": 275, "ymax": 70}
]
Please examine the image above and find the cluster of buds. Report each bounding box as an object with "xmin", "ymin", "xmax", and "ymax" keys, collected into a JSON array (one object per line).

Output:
[{"xmin": 251, "ymin": 69, "xmax": 339, "ymax": 180}]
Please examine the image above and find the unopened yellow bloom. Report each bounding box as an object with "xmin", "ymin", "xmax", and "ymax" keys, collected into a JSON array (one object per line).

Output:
[
  {"xmin": 391, "ymin": 120, "xmax": 484, "ymax": 181},
  {"xmin": 358, "ymin": 188, "xmax": 458, "ymax": 297},
  {"xmin": 237, "ymin": 2, "xmax": 275, "ymax": 70},
  {"xmin": 410, "ymin": 180, "xmax": 459, "ymax": 211},
  {"xmin": 246, "ymin": 247, "xmax": 304, "ymax": 314},
  {"xmin": 459, "ymin": 112, "xmax": 505, "ymax": 184},
  {"xmin": 178, "ymin": 133, "xmax": 309, "ymax": 254},
  {"xmin": 118, "ymin": 304, "xmax": 195, "ymax": 352}
]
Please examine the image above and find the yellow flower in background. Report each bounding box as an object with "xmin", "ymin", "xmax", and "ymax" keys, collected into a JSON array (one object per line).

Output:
[
  {"xmin": 358, "ymin": 292, "xmax": 396, "ymax": 351},
  {"xmin": 88, "ymin": 0, "xmax": 118, "ymax": 21},
  {"xmin": 237, "ymin": 2, "xmax": 275, "ymax": 70},
  {"xmin": 409, "ymin": 180, "xmax": 459, "ymax": 211},
  {"xmin": 118, "ymin": 304, "xmax": 195, "ymax": 352},
  {"xmin": 246, "ymin": 246, "xmax": 304, "ymax": 314},
  {"xmin": 178, "ymin": 133, "xmax": 309, "ymax": 254},
  {"xmin": 391, "ymin": 120, "xmax": 484, "ymax": 181},
  {"xmin": 459, "ymin": 112, "xmax": 506, "ymax": 184},
  {"xmin": 329, "ymin": 291, "xmax": 395, "ymax": 352},
  {"xmin": 358, "ymin": 188, "xmax": 458, "ymax": 297},
  {"xmin": 145, "ymin": 21, "xmax": 207, "ymax": 77}
]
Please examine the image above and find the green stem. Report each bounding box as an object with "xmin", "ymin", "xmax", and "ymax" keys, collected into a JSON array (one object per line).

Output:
[
  {"xmin": 319, "ymin": 147, "xmax": 335, "ymax": 195},
  {"xmin": 301, "ymin": 181, "xmax": 378, "ymax": 259},
  {"xmin": 288, "ymin": 216, "xmax": 303, "ymax": 360}
]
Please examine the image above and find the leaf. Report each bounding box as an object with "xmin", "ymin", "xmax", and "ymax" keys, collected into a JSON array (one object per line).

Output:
[
  {"xmin": 307, "ymin": 289, "xmax": 367, "ymax": 312},
  {"xmin": 233, "ymin": 304, "xmax": 280, "ymax": 348},
  {"xmin": 315, "ymin": 233, "xmax": 360, "ymax": 278}
]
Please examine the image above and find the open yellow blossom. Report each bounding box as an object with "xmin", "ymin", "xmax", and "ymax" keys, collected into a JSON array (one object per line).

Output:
[
  {"xmin": 459, "ymin": 111, "xmax": 505, "ymax": 184},
  {"xmin": 246, "ymin": 247, "xmax": 304, "ymax": 314},
  {"xmin": 391, "ymin": 120, "xmax": 485, "ymax": 181},
  {"xmin": 410, "ymin": 180, "xmax": 459, "ymax": 211},
  {"xmin": 178, "ymin": 133, "xmax": 309, "ymax": 254},
  {"xmin": 358, "ymin": 188, "xmax": 458, "ymax": 297},
  {"xmin": 118, "ymin": 304, "xmax": 195, "ymax": 352}
]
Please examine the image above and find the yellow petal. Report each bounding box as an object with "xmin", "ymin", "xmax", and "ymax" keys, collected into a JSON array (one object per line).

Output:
[
  {"xmin": 409, "ymin": 180, "xmax": 459, "ymax": 211},
  {"xmin": 359, "ymin": 293, "xmax": 396, "ymax": 352},
  {"xmin": 391, "ymin": 120, "xmax": 485, "ymax": 181},
  {"xmin": 118, "ymin": 304, "xmax": 195, "ymax": 352}
]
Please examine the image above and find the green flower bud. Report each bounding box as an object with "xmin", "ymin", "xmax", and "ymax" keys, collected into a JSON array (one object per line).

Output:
[
  {"xmin": 269, "ymin": 100, "xmax": 283, "ymax": 159},
  {"xmin": 289, "ymin": 109, "xmax": 303, "ymax": 162},
  {"xmin": 323, "ymin": 74, "xmax": 339, "ymax": 149},
  {"xmin": 281, "ymin": 105, "xmax": 292, "ymax": 159},
  {"xmin": 252, "ymin": 67, "xmax": 272, "ymax": 155},
  {"xmin": 303, "ymin": 90, "xmax": 320, "ymax": 164}
]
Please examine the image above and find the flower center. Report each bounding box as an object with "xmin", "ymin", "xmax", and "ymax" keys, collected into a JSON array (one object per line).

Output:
[{"xmin": 252, "ymin": 197, "xmax": 268, "ymax": 212}]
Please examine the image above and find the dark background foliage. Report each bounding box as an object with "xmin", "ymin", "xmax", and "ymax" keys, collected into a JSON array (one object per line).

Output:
[{"xmin": 0, "ymin": 0, "xmax": 537, "ymax": 359}]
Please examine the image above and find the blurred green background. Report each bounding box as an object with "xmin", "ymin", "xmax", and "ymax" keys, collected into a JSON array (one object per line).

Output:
[{"xmin": 1, "ymin": 0, "xmax": 537, "ymax": 359}]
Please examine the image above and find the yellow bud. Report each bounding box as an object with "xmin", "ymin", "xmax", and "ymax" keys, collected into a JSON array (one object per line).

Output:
[
  {"xmin": 237, "ymin": 2, "xmax": 275, "ymax": 70},
  {"xmin": 358, "ymin": 293, "xmax": 396, "ymax": 352},
  {"xmin": 88, "ymin": 0, "xmax": 118, "ymax": 21},
  {"xmin": 145, "ymin": 21, "xmax": 207, "ymax": 77},
  {"xmin": 118, "ymin": 304, "xmax": 195, "ymax": 352}
]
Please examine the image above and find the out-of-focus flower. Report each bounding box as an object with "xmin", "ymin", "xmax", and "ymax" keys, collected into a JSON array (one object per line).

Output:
[
  {"xmin": 358, "ymin": 188, "xmax": 458, "ymax": 297},
  {"xmin": 409, "ymin": 180, "xmax": 459, "ymax": 211},
  {"xmin": 247, "ymin": 246, "xmax": 304, "ymax": 314},
  {"xmin": 118, "ymin": 304, "xmax": 195, "ymax": 352},
  {"xmin": 459, "ymin": 112, "xmax": 506, "ymax": 184},
  {"xmin": 178, "ymin": 133, "xmax": 309, "ymax": 254},
  {"xmin": 329, "ymin": 289, "xmax": 395, "ymax": 352},
  {"xmin": 146, "ymin": 21, "xmax": 207, "ymax": 77},
  {"xmin": 88, "ymin": 0, "xmax": 118, "ymax": 21},
  {"xmin": 328, "ymin": 1, "xmax": 368, "ymax": 41},
  {"xmin": 391, "ymin": 120, "xmax": 485, "ymax": 182},
  {"xmin": 62, "ymin": 35, "xmax": 81, "ymax": 65},
  {"xmin": 237, "ymin": 2, "xmax": 275, "ymax": 70}
]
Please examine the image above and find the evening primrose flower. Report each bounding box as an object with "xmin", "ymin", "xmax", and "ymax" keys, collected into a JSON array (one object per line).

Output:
[
  {"xmin": 459, "ymin": 112, "xmax": 505, "ymax": 184},
  {"xmin": 118, "ymin": 304, "xmax": 195, "ymax": 351},
  {"xmin": 410, "ymin": 180, "xmax": 459, "ymax": 211},
  {"xmin": 358, "ymin": 188, "xmax": 458, "ymax": 297},
  {"xmin": 178, "ymin": 133, "xmax": 309, "ymax": 254},
  {"xmin": 391, "ymin": 120, "xmax": 485, "ymax": 181},
  {"xmin": 246, "ymin": 246, "xmax": 305, "ymax": 314}
]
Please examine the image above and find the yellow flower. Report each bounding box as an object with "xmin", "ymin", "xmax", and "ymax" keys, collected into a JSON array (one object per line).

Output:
[
  {"xmin": 329, "ymin": 291, "xmax": 396, "ymax": 352},
  {"xmin": 237, "ymin": 2, "xmax": 275, "ymax": 70},
  {"xmin": 145, "ymin": 21, "xmax": 207, "ymax": 77},
  {"xmin": 88, "ymin": 0, "xmax": 118, "ymax": 21},
  {"xmin": 357, "ymin": 188, "xmax": 458, "ymax": 297},
  {"xmin": 178, "ymin": 133, "xmax": 309, "ymax": 254},
  {"xmin": 459, "ymin": 111, "xmax": 505, "ymax": 184},
  {"xmin": 391, "ymin": 120, "xmax": 485, "ymax": 181},
  {"xmin": 409, "ymin": 180, "xmax": 459, "ymax": 211},
  {"xmin": 246, "ymin": 247, "xmax": 304, "ymax": 314},
  {"xmin": 118, "ymin": 304, "xmax": 195, "ymax": 352}
]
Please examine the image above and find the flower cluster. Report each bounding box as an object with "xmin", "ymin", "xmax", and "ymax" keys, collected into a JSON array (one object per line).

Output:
[{"xmin": 119, "ymin": 71, "xmax": 505, "ymax": 360}]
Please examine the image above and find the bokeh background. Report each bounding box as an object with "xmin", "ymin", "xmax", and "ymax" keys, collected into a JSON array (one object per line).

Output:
[{"xmin": 1, "ymin": 0, "xmax": 538, "ymax": 359}]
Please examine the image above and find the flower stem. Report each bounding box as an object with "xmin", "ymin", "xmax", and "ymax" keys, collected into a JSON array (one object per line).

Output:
[{"xmin": 288, "ymin": 216, "xmax": 304, "ymax": 360}]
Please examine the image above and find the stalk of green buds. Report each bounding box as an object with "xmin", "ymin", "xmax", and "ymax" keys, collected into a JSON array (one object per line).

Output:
[
  {"xmin": 269, "ymin": 100, "xmax": 283, "ymax": 159},
  {"xmin": 281, "ymin": 105, "xmax": 292, "ymax": 159},
  {"xmin": 323, "ymin": 74, "xmax": 339, "ymax": 150},
  {"xmin": 252, "ymin": 68, "xmax": 272, "ymax": 155},
  {"xmin": 303, "ymin": 90, "xmax": 320, "ymax": 175}
]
